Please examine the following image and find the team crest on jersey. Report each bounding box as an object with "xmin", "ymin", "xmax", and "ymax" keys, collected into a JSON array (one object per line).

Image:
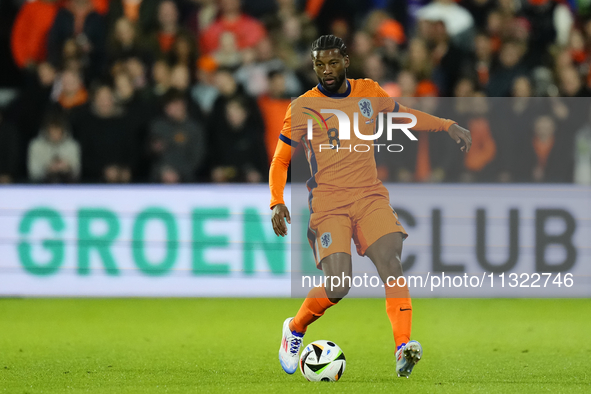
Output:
[
  {"xmin": 320, "ymin": 232, "xmax": 332, "ymax": 248},
  {"xmin": 358, "ymin": 98, "xmax": 373, "ymax": 118}
]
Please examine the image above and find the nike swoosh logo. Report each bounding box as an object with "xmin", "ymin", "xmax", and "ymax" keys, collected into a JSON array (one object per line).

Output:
[{"xmin": 400, "ymin": 308, "xmax": 411, "ymax": 311}]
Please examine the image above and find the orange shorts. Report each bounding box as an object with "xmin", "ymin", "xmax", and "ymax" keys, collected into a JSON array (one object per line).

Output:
[{"xmin": 307, "ymin": 195, "xmax": 408, "ymax": 267}]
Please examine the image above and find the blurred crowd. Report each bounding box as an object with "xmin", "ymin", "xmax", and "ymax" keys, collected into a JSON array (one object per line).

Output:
[{"xmin": 0, "ymin": 0, "xmax": 590, "ymax": 185}]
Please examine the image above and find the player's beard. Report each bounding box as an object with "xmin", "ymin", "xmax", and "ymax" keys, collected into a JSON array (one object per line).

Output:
[{"xmin": 318, "ymin": 70, "xmax": 346, "ymax": 93}]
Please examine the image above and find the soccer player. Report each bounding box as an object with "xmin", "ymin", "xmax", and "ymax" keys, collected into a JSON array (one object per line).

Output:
[{"xmin": 270, "ymin": 35, "xmax": 471, "ymax": 378}]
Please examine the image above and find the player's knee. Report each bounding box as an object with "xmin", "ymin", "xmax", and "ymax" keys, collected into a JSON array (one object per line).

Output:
[
  {"xmin": 388, "ymin": 256, "xmax": 403, "ymax": 273},
  {"xmin": 326, "ymin": 283, "xmax": 350, "ymax": 302},
  {"xmin": 374, "ymin": 255, "xmax": 403, "ymax": 283}
]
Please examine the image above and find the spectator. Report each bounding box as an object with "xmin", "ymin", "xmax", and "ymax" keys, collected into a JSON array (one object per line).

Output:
[
  {"xmin": 263, "ymin": 0, "xmax": 317, "ymax": 65},
  {"xmin": 348, "ymin": 31, "xmax": 375, "ymax": 79},
  {"xmin": 169, "ymin": 34, "xmax": 198, "ymax": 73},
  {"xmin": 416, "ymin": 0, "xmax": 474, "ymax": 50},
  {"xmin": 512, "ymin": 75, "xmax": 533, "ymax": 98},
  {"xmin": 523, "ymin": 115, "xmax": 565, "ymax": 182},
  {"xmin": 234, "ymin": 37, "xmax": 302, "ymax": 97},
  {"xmin": 453, "ymin": 77, "xmax": 476, "ymax": 98},
  {"xmin": 395, "ymin": 70, "xmax": 418, "ymax": 97},
  {"xmin": 212, "ymin": 30, "xmax": 243, "ymax": 68},
  {"xmin": 404, "ymin": 38, "xmax": 433, "ymax": 86},
  {"xmin": 113, "ymin": 69, "xmax": 152, "ymax": 181},
  {"xmin": 211, "ymin": 97, "xmax": 268, "ymax": 183},
  {"xmin": 207, "ymin": 68, "xmax": 265, "ymax": 157},
  {"xmin": 443, "ymin": 94, "xmax": 497, "ymax": 182},
  {"xmin": 364, "ymin": 10, "xmax": 405, "ymax": 70},
  {"xmin": 168, "ymin": 63, "xmax": 205, "ymax": 122},
  {"xmin": 523, "ymin": 0, "xmax": 573, "ymax": 64},
  {"xmin": 485, "ymin": 10, "xmax": 504, "ymax": 53},
  {"xmin": 73, "ymin": 85, "xmax": 135, "ymax": 182},
  {"xmin": 429, "ymin": 20, "xmax": 472, "ymax": 97},
  {"xmin": 11, "ymin": 62, "xmax": 57, "ymax": 178},
  {"xmin": 272, "ymin": 14, "xmax": 318, "ymax": 88},
  {"xmin": 47, "ymin": 0, "xmax": 107, "ymax": 78},
  {"xmin": 474, "ymin": 32, "xmax": 493, "ymax": 91},
  {"xmin": 28, "ymin": 112, "xmax": 81, "ymax": 183},
  {"xmin": 146, "ymin": 0, "xmax": 194, "ymax": 58},
  {"xmin": 55, "ymin": 68, "xmax": 89, "ymax": 111},
  {"xmin": 11, "ymin": 0, "xmax": 60, "ymax": 69},
  {"xmin": 383, "ymin": 68, "xmax": 439, "ymax": 99},
  {"xmin": 124, "ymin": 56, "xmax": 151, "ymax": 97},
  {"xmin": 60, "ymin": 38, "xmax": 86, "ymax": 72},
  {"xmin": 191, "ymin": 55, "xmax": 219, "ymax": 115},
  {"xmin": 107, "ymin": 0, "xmax": 160, "ymax": 34},
  {"xmin": 200, "ymin": 0, "xmax": 267, "ymax": 54},
  {"xmin": 558, "ymin": 66, "xmax": 590, "ymax": 97},
  {"xmin": 495, "ymin": 76, "xmax": 537, "ymax": 182},
  {"xmin": 329, "ymin": 18, "xmax": 351, "ymax": 47},
  {"xmin": 363, "ymin": 53, "xmax": 395, "ymax": 86},
  {"xmin": 184, "ymin": 0, "xmax": 218, "ymax": 36},
  {"xmin": 107, "ymin": 17, "xmax": 151, "ymax": 66},
  {"xmin": 151, "ymin": 58, "xmax": 171, "ymax": 98},
  {"xmin": 170, "ymin": 64, "xmax": 191, "ymax": 92},
  {"xmin": 458, "ymin": 95, "xmax": 497, "ymax": 182},
  {"xmin": 554, "ymin": 48, "xmax": 574, "ymax": 74},
  {"xmin": 114, "ymin": 69, "xmax": 139, "ymax": 108},
  {"xmin": 113, "ymin": 68, "xmax": 149, "ymax": 129},
  {"xmin": 366, "ymin": 11, "xmax": 406, "ymax": 48},
  {"xmin": 487, "ymin": 40, "xmax": 527, "ymax": 97},
  {"xmin": 567, "ymin": 29, "xmax": 588, "ymax": 68},
  {"xmin": 0, "ymin": 110, "xmax": 19, "ymax": 183},
  {"xmin": 149, "ymin": 90, "xmax": 206, "ymax": 183},
  {"xmin": 271, "ymin": 7, "xmax": 320, "ymax": 88},
  {"xmin": 257, "ymin": 70, "xmax": 291, "ymax": 164}
]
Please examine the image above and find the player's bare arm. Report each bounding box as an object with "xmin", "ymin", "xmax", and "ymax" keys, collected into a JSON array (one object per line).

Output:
[
  {"xmin": 447, "ymin": 123, "xmax": 472, "ymax": 152},
  {"xmin": 271, "ymin": 203, "xmax": 291, "ymax": 237}
]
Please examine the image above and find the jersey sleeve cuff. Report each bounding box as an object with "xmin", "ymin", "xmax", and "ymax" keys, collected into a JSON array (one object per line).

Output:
[
  {"xmin": 270, "ymin": 199, "xmax": 285, "ymax": 210},
  {"xmin": 279, "ymin": 134, "xmax": 298, "ymax": 147},
  {"xmin": 444, "ymin": 120, "xmax": 458, "ymax": 131}
]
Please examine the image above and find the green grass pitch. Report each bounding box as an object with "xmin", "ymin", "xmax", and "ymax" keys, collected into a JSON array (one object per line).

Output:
[{"xmin": 1, "ymin": 298, "xmax": 589, "ymax": 393}]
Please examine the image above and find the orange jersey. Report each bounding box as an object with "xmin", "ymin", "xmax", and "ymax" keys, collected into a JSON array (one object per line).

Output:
[{"xmin": 269, "ymin": 78, "xmax": 456, "ymax": 212}]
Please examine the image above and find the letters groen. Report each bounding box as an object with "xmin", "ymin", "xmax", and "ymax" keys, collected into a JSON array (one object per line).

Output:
[
  {"xmin": 77, "ymin": 209, "xmax": 120, "ymax": 275},
  {"xmin": 18, "ymin": 208, "xmax": 65, "ymax": 275},
  {"xmin": 243, "ymin": 208, "xmax": 285, "ymax": 275},
  {"xmin": 192, "ymin": 208, "xmax": 230, "ymax": 274},
  {"xmin": 132, "ymin": 208, "xmax": 178, "ymax": 276}
]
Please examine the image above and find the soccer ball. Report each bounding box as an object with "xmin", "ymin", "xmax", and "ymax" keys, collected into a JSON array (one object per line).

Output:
[{"xmin": 299, "ymin": 340, "xmax": 346, "ymax": 382}]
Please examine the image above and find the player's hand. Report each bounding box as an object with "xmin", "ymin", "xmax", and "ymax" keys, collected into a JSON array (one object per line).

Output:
[
  {"xmin": 447, "ymin": 124, "xmax": 472, "ymax": 152},
  {"xmin": 271, "ymin": 204, "xmax": 291, "ymax": 237}
]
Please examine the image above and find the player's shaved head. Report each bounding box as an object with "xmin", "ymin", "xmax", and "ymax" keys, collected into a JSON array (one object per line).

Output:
[{"xmin": 311, "ymin": 35, "xmax": 349, "ymax": 94}]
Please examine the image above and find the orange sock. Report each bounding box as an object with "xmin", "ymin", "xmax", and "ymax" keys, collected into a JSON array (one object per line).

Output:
[
  {"xmin": 385, "ymin": 280, "xmax": 412, "ymax": 349},
  {"xmin": 289, "ymin": 286, "xmax": 336, "ymax": 334}
]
